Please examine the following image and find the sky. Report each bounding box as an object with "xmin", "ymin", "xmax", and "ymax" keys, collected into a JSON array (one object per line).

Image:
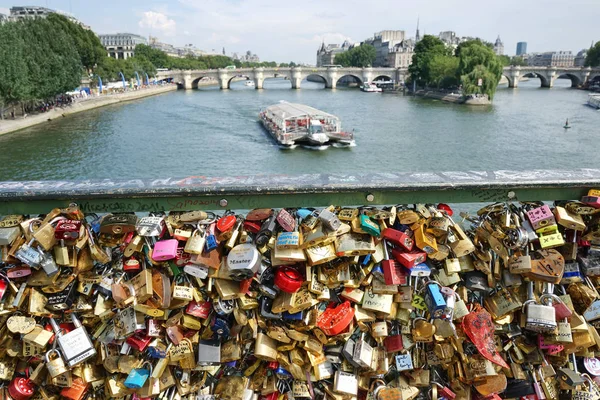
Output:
[{"xmin": 0, "ymin": 0, "xmax": 597, "ymax": 64}]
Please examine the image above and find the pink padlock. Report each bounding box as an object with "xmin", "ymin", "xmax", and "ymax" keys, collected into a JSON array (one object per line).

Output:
[
  {"xmin": 537, "ymin": 334, "xmax": 564, "ymax": 355},
  {"xmin": 582, "ymin": 196, "xmax": 600, "ymax": 208},
  {"xmin": 151, "ymin": 239, "xmax": 179, "ymax": 261},
  {"xmin": 526, "ymin": 205, "xmax": 556, "ymax": 230}
]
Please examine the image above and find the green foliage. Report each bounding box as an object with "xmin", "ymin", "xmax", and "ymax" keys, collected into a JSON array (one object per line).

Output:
[
  {"xmin": 428, "ymin": 55, "xmax": 459, "ymax": 88},
  {"xmin": 457, "ymin": 41, "xmax": 503, "ymax": 99},
  {"xmin": 455, "ymin": 39, "xmax": 491, "ymax": 58},
  {"xmin": 498, "ymin": 55, "xmax": 511, "ymax": 66},
  {"xmin": 510, "ymin": 56, "xmax": 528, "ymax": 66},
  {"xmin": 46, "ymin": 14, "xmax": 105, "ymax": 73},
  {"xmin": 0, "ymin": 22, "xmax": 31, "ymax": 104},
  {"xmin": 461, "ymin": 65, "xmax": 499, "ymax": 98},
  {"xmin": 6, "ymin": 18, "xmax": 82, "ymax": 102},
  {"xmin": 134, "ymin": 44, "xmax": 170, "ymax": 68},
  {"xmin": 95, "ymin": 56, "xmax": 156, "ymax": 82},
  {"xmin": 334, "ymin": 44, "xmax": 376, "ymax": 67},
  {"xmin": 408, "ymin": 35, "xmax": 451, "ymax": 87},
  {"xmin": 585, "ymin": 42, "xmax": 600, "ymax": 67}
]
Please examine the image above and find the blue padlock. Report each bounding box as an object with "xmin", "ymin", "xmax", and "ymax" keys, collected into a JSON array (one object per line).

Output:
[
  {"xmin": 371, "ymin": 263, "xmax": 385, "ymax": 281},
  {"xmin": 204, "ymin": 223, "xmax": 218, "ymax": 252},
  {"xmin": 361, "ymin": 254, "xmax": 372, "ymax": 267},
  {"xmin": 424, "ymin": 283, "xmax": 447, "ymax": 318},
  {"xmin": 124, "ymin": 361, "xmax": 151, "ymax": 389},
  {"xmin": 296, "ymin": 209, "xmax": 313, "ymax": 220}
]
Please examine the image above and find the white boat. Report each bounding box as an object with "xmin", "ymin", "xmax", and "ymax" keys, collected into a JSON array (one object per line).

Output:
[
  {"xmin": 244, "ymin": 80, "xmax": 255, "ymax": 87},
  {"xmin": 361, "ymin": 82, "xmax": 382, "ymax": 93},
  {"xmin": 259, "ymin": 102, "xmax": 355, "ymax": 149},
  {"xmin": 588, "ymin": 94, "xmax": 600, "ymax": 109}
]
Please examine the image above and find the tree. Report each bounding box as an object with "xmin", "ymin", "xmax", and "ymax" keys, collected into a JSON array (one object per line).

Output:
[
  {"xmin": 585, "ymin": 42, "xmax": 600, "ymax": 67},
  {"xmin": 334, "ymin": 44, "xmax": 376, "ymax": 67},
  {"xmin": 19, "ymin": 18, "xmax": 82, "ymax": 100},
  {"xmin": 428, "ymin": 55, "xmax": 459, "ymax": 88},
  {"xmin": 510, "ymin": 56, "xmax": 528, "ymax": 66},
  {"xmin": 0, "ymin": 22, "xmax": 31, "ymax": 106},
  {"xmin": 498, "ymin": 55, "xmax": 511, "ymax": 66},
  {"xmin": 408, "ymin": 35, "xmax": 451, "ymax": 87},
  {"xmin": 134, "ymin": 44, "xmax": 169, "ymax": 68},
  {"xmin": 47, "ymin": 13, "xmax": 105, "ymax": 73},
  {"xmin": 289, "ymin": 61, "xmax": 297, "ymax": 67},
  {"xmin": 457, "ymin": 41, "xmax": 503, "ymax": 99}
]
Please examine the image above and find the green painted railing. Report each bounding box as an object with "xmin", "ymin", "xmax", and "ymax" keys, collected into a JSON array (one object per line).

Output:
[{"xmin": 0, "ymin": 169, "xmax": 599, "ymax": 214}]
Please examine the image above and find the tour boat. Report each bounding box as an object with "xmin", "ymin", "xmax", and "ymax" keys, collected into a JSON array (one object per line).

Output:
[
  {"xmin": 259, "ymin": 102, "xmax": 355, "ymax": 149},
  {"xmin": 360, "ymin": 82, "xmax": 382, "ymax": 93},
  {"xmin": 245, "ymin": 80, "xmax": 255, "ymax": 87},
  {"xmin": 588, "ymin": 94, "xmax": 600, "ymax": 109}
]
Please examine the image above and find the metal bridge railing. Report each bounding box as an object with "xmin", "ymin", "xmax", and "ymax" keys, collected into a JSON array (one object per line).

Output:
[{"xmin": 0, "ymin": 169, "xmax": 599, "ymax": 215}]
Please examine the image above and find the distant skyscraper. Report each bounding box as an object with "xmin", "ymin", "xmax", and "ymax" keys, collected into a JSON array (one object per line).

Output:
[{"xmin": 516, "ymin": 42, "xmax": 527, "ymax": 56}]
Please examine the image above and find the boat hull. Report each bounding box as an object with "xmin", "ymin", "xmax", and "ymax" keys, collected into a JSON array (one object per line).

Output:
[{"xmin": 259, "ymin": 110, "xmax": 355, "ymax": 149}]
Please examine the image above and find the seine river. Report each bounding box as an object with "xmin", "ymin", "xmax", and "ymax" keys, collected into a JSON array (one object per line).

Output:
[{"xmin": 0, "ymin": 78, "xmax": 597, "ymax": 181}]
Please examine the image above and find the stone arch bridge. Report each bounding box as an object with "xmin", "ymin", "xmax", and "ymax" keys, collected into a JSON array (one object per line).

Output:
[
  {"xmin": 502, "ymin": 66, "xmax": 600, "ymax": 88},
  {"xmin": 157, "ymin": 66, "xmax": 600, "ymax": 90},
  {"xmin": 157, "ymin": 67, "xmax": 407, "ymax": 90}
]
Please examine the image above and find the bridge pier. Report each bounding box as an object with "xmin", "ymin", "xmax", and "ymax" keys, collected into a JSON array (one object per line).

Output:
[
  {"xmin": 182, "ymin": 72, "xmax": 194, "ymax": 90},
  {"xmin": 362, "ymin": 67, "xmax": 373, "ymax": 85},
  {"xmin": 291, "ymin": 78, "xmax": 301, "ymax": 89},
  {"xmin": 291, "ymin": 67, "xmax": 302, "ymax": 89},
  {"xmin": 327, "ymin": 70, "xmax": 338, "ymax": 89},
  {"xmin": 254, "ymin": 68, "xmax": 264, "ymax": 89}
]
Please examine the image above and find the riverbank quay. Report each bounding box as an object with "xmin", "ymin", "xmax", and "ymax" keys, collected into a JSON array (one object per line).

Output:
[{"xmin": 0, "ymin": 84, "xmax": 177, "ymax": 136}]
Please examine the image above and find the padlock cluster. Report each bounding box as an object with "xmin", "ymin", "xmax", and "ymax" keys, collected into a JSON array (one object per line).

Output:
[{"xmin": 2, "ymin": 192, "xmax": 600, "ymax": 400}]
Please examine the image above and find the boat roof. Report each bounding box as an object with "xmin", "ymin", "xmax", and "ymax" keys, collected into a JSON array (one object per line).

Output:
[{"xmin": 265, "ymin": 102, "xmax": 338, "ymax": 120}]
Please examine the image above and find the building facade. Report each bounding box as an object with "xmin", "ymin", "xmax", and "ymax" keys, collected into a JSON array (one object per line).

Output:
[
  {"xmin": 100, "ymin": 33, "xmax": 148, "ymax": 60},
  {"xmin": 575, "ymin": 49, "xmax": 587, "ymax": 67},
  {"xmin": 9, "ymin": 5, "xmax": 90, "ymax": 28},
  {"xmin": 233, "ymin": 50, "xmax": 260, "ymax": 63},
  {"xmin": 493, "ymin": 35, "xmax": 504, "ymax": 55},
  {"xmin": 386, "ymin": 40, "xmax": 415, "ymax": 68},
  {"xmin": 516, "ymin": 42, "xmax": 527, "ymax": 56},
  {"xmin": 363, "ymin": 30, "xmax": 406, "ymax": 67},
  {"xmin": 316, "ymin": 41, "xmax": 352, "ymax": 66},
  {"xmin": 527, "ymin": 51, "xmax": 575, "ymax": 67}
]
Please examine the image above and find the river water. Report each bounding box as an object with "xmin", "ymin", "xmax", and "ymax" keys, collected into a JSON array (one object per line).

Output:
[{"xmin": 0, "ymin": 78, "xmax": 597, "ymax": 181}]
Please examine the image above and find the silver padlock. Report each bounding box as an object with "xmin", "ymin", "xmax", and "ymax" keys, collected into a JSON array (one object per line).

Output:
[
  {"xmin": 197, "ymin": 339, "xmax": 221, "ymax": 366},
  {"xmin": 318, "ymin": 207, "xmax": 341, "ymax": 231},
  {"xmin": 352, "ymin": 333, "xmax": 373, "ymax": 368},
  {"xmin": 523, "ymin": 292, "xmax": 557, "ymax": 334},
  {"xmin": 50, "ymin": 313, "xmax": 97, "ymax": 367},
  {"xmin": 333, "ymin": 371, "xmax": 358, "ymax": 395}
]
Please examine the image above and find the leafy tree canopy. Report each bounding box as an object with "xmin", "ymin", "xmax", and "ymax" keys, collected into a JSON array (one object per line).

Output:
[
  {"xmin": 585, "ymin": 42, "xmax": 600, "ymax": 67},
  {"xmin": 408, "ymin": 35, "xmax": 451, "ymax": 87},
  {"xmin": 334, "ymin": 44, "xmax": 377, "ymax": 67}
]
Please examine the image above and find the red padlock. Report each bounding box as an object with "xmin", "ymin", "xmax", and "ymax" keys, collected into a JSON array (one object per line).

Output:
[
  {"xmin": 8, "ymin": 377, "xmax": 35, "ymax": 400},
  {"xmin": 126, "ymin": 333, "xmax": 152, "ymax": 351},
  {"xmin": 316, "ymin": 301, "xmax": 355, "ymax": 336},
  {"xmin": 60, "ymin": 377, "xmax": 88, "ymax": 400},
  {"xmin": 391, "ymin": 249, "xmax": 427, "ymax": 269},
  {"xmin": 7, "ymin": 266, "xmax": 32, "ymax": 279},
  {"xmin": 383, "ymin": 334, "xmax": 403, "ymax": 353},
  {"xmin": 186, "ymin": 300, "xmax": 212, "ymax": 319},
  {"xmin": 54, "ymin": 219, "xmax": 82, "ymax": 240},
  {"xmin": 243, "ymin": 221, "xmax": 261, "ymax": 234},
  {"xmin": 274, "ymin": 266, "xmax": 303, "ymax": 293},
  {"xmin": 381, "ymin": 228, "xmax": 414, "ymax": 251},
  {"xmin": 123, "ymin": 257, "xmax": 141, "ymax": 272},
  {"xmin": 217, "ymin": 214, "xmax": 236, "ymax": 233}
]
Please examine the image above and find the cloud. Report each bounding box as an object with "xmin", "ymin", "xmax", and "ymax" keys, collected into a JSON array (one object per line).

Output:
[
  {"xmin": 308, "ymin": 33, "xmax": 353, "ymax": 45},
  {"xmin": 138, "ymin": 11, "xmax": 176, "ymax": 37}
]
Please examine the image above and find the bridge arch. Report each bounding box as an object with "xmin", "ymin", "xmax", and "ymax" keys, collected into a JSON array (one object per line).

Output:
[
  {"xmin": 191, "ymin": 76, "xmax": 218, "ymax": 90},
  {"xmin": 556, "ymin": 73, "xmax": 582, "ymax": 88},
  {"xmin": 372, "ymin": 74, "xmax": 393, "ymax": 82},
  {"xmin": 227, "ymin": 74, "xmax": 254, "ymax": 89},
  {"xmin": 524, "ymin": 72, "xmax": 551, "ymax": 88},
  {"xmin": 303, "ymin": 74, "xmax": 327, "ymax": 88},
  {"xmin": 590, "ymin": 74, "xmax": 600, "ymax": 83},
  {"xmin": 336, "ymin": 74, "xmax": 363, "ymax": 87}
]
